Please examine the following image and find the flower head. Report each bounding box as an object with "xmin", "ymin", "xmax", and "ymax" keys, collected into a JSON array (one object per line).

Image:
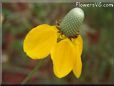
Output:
[{"xmin": 23, "ymin": 8, "xmax": 84, "ymax": 78}]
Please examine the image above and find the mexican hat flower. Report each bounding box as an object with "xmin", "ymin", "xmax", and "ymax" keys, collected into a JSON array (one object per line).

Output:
[{"xmin": 23, "ymin": 8, "xmax": 84, "ymax": 78}]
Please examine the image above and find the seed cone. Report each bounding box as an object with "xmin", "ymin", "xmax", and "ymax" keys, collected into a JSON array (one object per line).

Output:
[{"xmin": 60, "ymin": 8, "xmax": 84, "ymax": 37}]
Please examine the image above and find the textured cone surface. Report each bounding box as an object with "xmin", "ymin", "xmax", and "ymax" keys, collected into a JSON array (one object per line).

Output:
[{"xmin": 60, "ymin": 8, "xmax": 84, "ymax": 37}]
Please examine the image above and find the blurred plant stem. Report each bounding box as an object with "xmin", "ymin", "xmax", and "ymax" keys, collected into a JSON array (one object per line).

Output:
[{"xmin": 21, "ymin": 59, "xmax": 46, "ymax": 84}]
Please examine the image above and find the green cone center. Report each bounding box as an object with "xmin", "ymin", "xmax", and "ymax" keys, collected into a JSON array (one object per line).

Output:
[{"xmin": 60, "ymin": 8, "xmax": 84, "ymax": 37}]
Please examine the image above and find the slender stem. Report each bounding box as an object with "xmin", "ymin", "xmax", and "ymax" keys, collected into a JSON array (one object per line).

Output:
[{"xmin": 21, "ymin": 60, "xmax": 45, "ymax": 84}]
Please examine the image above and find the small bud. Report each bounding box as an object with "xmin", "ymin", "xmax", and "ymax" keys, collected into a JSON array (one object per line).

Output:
[{"xmin": 60, "ymin": 8, "xmax": 84, "ymax": 37}]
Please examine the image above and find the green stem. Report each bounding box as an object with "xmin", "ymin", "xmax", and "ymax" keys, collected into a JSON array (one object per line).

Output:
[{"xmin": 21, "ymin": 60, "xmax": 45, "ymax": 84}]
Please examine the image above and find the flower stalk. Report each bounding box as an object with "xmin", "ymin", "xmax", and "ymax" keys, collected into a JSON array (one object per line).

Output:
[{"xmin": 21, "ymin": 60, "xmax": 46, "ymax": 84}]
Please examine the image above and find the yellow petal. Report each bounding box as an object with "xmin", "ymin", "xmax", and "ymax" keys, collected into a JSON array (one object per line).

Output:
[
  {"xmin": 73, "ymin": 56, "xmax": 82, "ymax": 78},
  {"xmin": 23, "ymin": 24, "xmax": 58, "ymax": 59},
  {"xmin": 72, "ymin": 35, "xmax": 83, "ymax": 55},
  {"xmin": 51, "ymin": 38, "xmax": 75, "ymax": 78},
  {"xmin": 72, "ymin": 35, "xmax": 83, "ymax": 78}
]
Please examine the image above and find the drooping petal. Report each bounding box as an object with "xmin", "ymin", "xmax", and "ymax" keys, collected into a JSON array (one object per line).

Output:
[
  {"xmin": 72, "ymin": 35, "xmax": 83, "ymax": 78},
  {"xmin": 73, "ymin": 35, "xmax": 83, "ymax": 55},
  {"xmin": 23, "ymin": 24, "xmax": 58, "ymax": 59},
  {"xmin": 73, "ymin": 56, "xmax": 82, "ymax": 78},
  {"xmin": 51, "ymin": 38, "xmax": 75, "ymax": 78}
]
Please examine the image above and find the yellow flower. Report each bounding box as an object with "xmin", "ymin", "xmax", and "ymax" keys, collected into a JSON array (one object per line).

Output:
[{"xmin": 23, "ymin": 24, "xmax": 83, "ymax": 78}]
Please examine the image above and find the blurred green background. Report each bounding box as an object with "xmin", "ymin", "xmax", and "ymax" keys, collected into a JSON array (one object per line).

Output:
[{"xmin": 2, "ymin": 3, "xmax": 114, "ymax": 84}]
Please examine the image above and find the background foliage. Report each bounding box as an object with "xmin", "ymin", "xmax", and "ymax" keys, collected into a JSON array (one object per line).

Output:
[{"xmin": 2, "ymin": 3, "xmax": 114, "ymax": 84}]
